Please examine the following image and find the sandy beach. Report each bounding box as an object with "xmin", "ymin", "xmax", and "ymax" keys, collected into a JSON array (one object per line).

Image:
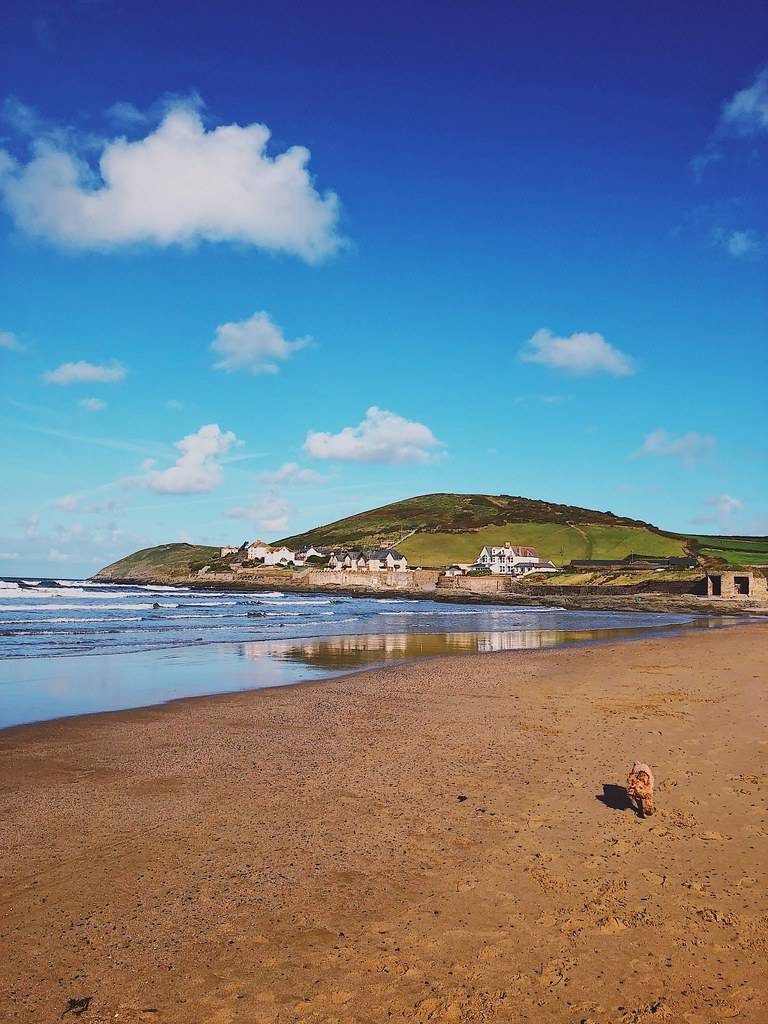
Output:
[{"xmin": 1, "ymin": 625, "xmax": 766, "ymax": 1024}]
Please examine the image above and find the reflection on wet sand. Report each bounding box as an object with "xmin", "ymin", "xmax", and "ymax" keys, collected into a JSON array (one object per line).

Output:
[
  {"xmin": 1, "ymin": 619, "xmax": 739, "ymax": 730},
  {"xmin": 241, "ymin": 620, "xmax": 729, "ymax": 672}
]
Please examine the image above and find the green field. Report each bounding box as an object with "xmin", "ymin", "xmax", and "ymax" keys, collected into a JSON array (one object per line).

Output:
[
  {"xmin": 686, "ymin": 534, "xmax": 768, "ymax": 567},
  {"xmin": 398, "ymin": 522, "xmax": 686, "ymax": 567}
]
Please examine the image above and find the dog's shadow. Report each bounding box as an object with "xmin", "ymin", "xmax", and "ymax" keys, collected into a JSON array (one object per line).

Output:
[{"xmin": 596, "ymin": 783, "xmax": 634, "ymax": 812}]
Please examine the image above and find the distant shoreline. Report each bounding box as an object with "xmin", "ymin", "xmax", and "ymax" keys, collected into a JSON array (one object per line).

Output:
[{"xmin": 91, "ymin": 571, "xmax": 763, "ymax": 616}]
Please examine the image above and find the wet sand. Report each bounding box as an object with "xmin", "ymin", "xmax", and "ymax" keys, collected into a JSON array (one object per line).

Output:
[{"xmin": 1, "ymin": 625, "xmax": 766, "ymax": 1023}]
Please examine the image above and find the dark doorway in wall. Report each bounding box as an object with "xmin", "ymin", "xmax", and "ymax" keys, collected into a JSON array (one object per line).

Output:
[
  {"xmin": 734, "ymin": 575, "xmax": 750, "ymax": 596},
  {"xmin": 710, "ymin": 575, "xmax": 722, "ymax": 596}
]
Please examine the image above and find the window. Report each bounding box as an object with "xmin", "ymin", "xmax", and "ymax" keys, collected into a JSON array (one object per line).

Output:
[{"xmin": 734, "ymin": 575, "xmax": 750, "ymax": 596}]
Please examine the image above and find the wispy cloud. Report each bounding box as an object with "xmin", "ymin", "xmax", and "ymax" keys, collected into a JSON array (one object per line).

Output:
[
  {"xmin": 78, "ymin": 397, "xmax": 107, "ymax": 412},
  {"xmin": 226, "ymin": 492, "xmax": 292, "ymax": 534},
  {"xmin": 14, "ymin": 420, "xmax": 168, "ymax": 457},
  {"xmin": 633, "ymin": 428, "xmax": 716, "ymax": 466},
  {"xmin": 690, "ymin": 493, "xmax": 744, "ymax": 526},
  {"xmin": 519, "ymin": 328, "xmax": 635, "ymax": 377},
  {"xmin": 722, "ymin": 228, "xmax": 764, "ymax": 259},
  {"xmin": 718, "ymin": 65, "xmax": 768, "ymax": 138},
  {"xmin": 258, "ymin": 462, "xmax": 328, "ymax": 485},
  {"xmin": 43, "ymin": 360, "xmax": 126, "ymax": 384},
  {"xmin": 693, "ymin": 65, "xmax": 768, "ymax": 182},
  {"xmin": 0, "ymin": 330, "xmax": 22, "ymax": 350}
]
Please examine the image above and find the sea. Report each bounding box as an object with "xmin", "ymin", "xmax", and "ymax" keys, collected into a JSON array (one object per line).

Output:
[{"xmin": 0, "ymin": 576, "xmax": 740, "ymax": 730}]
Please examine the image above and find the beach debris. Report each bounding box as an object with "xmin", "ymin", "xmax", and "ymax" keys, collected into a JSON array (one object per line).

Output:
[
  {"xmin": 457, "ymin": 794, "xmax": 468, "ymax": 802},
  {"xmin": 62, "ymin": 996, "xmax": 92, "ymax": 1017}
]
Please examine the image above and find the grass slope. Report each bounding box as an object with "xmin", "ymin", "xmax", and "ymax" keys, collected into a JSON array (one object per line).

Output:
[
  {"xmin": 278, "ymin": 493, "xmax": 685, "ymax": 567},
  {"xmin": 96, "ymin": 543, "xmax": 219, "ymax": 580},
  {"xmin": 399, "ymin": 523, "xmax": 686, "ymax": 567}
]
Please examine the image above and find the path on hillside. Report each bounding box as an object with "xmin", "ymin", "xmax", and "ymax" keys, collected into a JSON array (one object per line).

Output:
[{"xmin": 567, "ymin": 522, "xmax": 593, "ymax": 559}]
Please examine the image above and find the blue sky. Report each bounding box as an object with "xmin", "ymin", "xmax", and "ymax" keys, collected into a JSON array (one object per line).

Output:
[{"xmin": 1, "ymin": 0, "xmax": 766, "ymax": 576}]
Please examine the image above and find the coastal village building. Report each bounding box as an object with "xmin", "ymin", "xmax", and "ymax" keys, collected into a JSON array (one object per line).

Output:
[
  {"xmin": 246, "ymin": 540, "xmax": 271, "ymax": 560},
  {"xmin": 294, "ymin": 546, "xmax": 326, "ymax": 565},
  {"xmin": 263, "ymin": 546, "xmax": 297, "ymax": 566},
  {"xmin": 475, "ymin": 543, "xmax": 558, "ymax": 576},
  {"xmin": 328, "ymin": 549, "xmax": 408, "ymax": 572},
  {"xmin": 220, "ymin": 545, "xmax": 239, "ymax": 557}
]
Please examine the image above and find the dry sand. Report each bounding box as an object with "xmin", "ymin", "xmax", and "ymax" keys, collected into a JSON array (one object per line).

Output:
[{"xmin": 1, "ymin": 625, "xmax": 766, "ymax": 1024}]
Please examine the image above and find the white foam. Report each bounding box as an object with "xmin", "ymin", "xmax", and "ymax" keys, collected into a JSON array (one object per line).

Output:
[
  {"xmin": 5, "ymin": 616, "xmax": 145, "ymax": 624},
  {"xmin": 0, "ymin": 602, "xmax": 178, "ymax": 611}
]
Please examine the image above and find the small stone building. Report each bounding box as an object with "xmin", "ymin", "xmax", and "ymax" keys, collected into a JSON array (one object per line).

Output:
[{"xmin": 706, "ymin": 570, "xmax": 768, "ymax": 599}]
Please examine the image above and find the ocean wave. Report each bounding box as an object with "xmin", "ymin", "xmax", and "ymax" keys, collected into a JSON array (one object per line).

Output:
[
  {"xmin": 0, "ymin": 602, "xmax": 179, "ymax": 611},
  {"xmin": 2, "ymin": 616, "xmax": 145, "ymax": 624}
]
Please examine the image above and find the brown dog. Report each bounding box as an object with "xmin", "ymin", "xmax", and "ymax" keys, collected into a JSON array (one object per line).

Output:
[{"xmin": 627, "ymin": 762, "xmax": 655, "ymax": 816}]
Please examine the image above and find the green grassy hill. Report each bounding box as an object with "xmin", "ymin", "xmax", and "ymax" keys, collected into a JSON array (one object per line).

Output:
[
  {"xmin": 94, "ymin": 494, "xmax": 768, "ymax": 580},
  {"xmin": 278, "ymin": 492, "xmax": 688, "ymax": 566},
  {"xmin": 96, "ymin": 543, "xmax": 219, "ymax": 581}
]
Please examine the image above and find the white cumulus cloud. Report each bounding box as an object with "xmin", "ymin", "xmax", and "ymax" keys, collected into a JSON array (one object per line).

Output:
[
  {"xmin": 211, "ymin": 311, "xmax": 310, "ymax": 374},
  {"xmin": 304, "ymin": 406, "xmax": 444, "ymax": 464},
  {"xmin": 0, "ymin": 102, "xmax": 341, "ymax": 260},
  {"xmin": 78, "ymin": 397, "xmax": 107, "ymax": 411},
  {"xmin": 259, "ymin": 462, "xmax": 328, "ymax": 485},
  {"xmin": 145, "ymin": 423, "xmax": 238, "ymax": 494},
  {"xmin": 43, "ymin": 360, "xmax": 126, "ymax": 384},
  {"xmin": 519, "ymin": 328, "xmax": 635, "ymax": 376},
  {"xmin": 226, "ymin": 492, "xmax": 292, "ymax": 534},
  {"xmin": 634, "ymin": 428, "xmax": 716, "ymax": 465}
]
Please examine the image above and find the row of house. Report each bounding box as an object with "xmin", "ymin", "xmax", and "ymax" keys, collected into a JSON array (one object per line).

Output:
[
  {"xmin": 220, "ymin": 540, "xmax": 408, "ymax": 572},
  {"xmin": 220, "ymin": 540, "xmax": 326, "ymax": 567},
  {"xmin": 327, "ymin": 549, "xmax": 408, "ymax": 572}
]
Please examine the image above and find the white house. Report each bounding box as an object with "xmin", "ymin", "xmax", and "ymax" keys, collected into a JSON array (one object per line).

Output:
[
  {"xmin": 475, "ymin": 543, "xmax": 558, "ymax": 576},
  {"xmin": 328, "ymin": 550, "xmax": 356, "ymax": 570},
  {"xmin": 220, "ymin": 545, "xmax": 240, "ymax": 557},
  {"xmin": 293, "ymin": 546, "xmax": 326, "ymax": 565},
  {"xmin": 246, "ymin": 540, "xmax": 271, "ymax": 560},
  {"xmin": 365, "ymin": 549, "xmax": 408, "ymax": 571},
  {"xmin": 263, "ymin": 546, "xmax": 296, "ymax": 566},
  {"xmin": 512, "ymin": 559, "xmax": 559, "ymax": 575}
]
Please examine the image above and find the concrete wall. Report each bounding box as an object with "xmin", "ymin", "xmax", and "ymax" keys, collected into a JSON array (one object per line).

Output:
[
  {"xmin": 437, "ymin": 576, "xmax": 514, "ymax": 596},
  {"xmin": 305, "ymin": 568, "xmax": 440, "ymax": 592}
]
